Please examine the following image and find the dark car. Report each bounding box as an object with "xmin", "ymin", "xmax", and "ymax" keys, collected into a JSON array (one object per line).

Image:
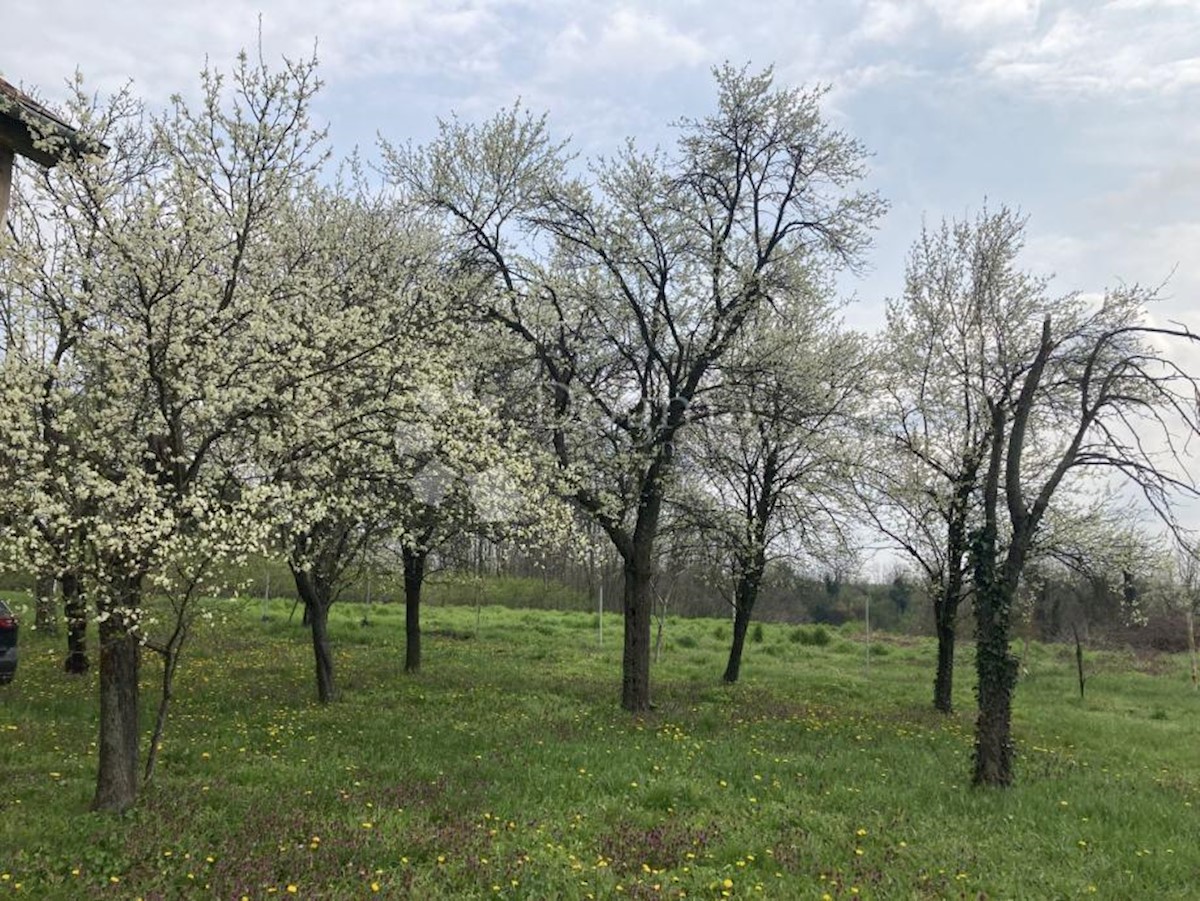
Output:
[{"xmin": 0, "ymin": 600, "xmax": 17, "ymax": 684}]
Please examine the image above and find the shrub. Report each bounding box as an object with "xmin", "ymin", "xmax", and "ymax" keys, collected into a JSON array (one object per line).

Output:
[{"xmin": 790, "ymin": 625, "xmax": 831, "ymax": 647}]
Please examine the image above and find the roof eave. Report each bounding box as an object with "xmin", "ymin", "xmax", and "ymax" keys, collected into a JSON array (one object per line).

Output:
[{"xmin": 0, "ymin": 80, "xmax": 108, "ymax": 167}]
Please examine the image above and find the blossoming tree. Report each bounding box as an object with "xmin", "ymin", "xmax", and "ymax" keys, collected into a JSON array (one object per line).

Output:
[
  {"xmin": 0, "ymin": 50, "xmax": 328, "ymax": 811},
  {"xmin": 387, "ymin": 65, "xmax": 883, "ymax": 711}
]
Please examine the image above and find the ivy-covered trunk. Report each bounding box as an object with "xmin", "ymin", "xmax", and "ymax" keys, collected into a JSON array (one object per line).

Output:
[
  {"xmin": 972, "ymin": 401, "xmax": 1018, "ymax": 787},
  {"xmin": 972, "ymin": 574, "xmax": 1019, "ymax": 786},
  {"xmin": 93, "ymin": 585, "xmax": 142, "ymax": 813},
  {"xmin": 971, "ymin": 403, "xmax": 1024, "ymax": 787},
  {"xmin": 403, "ymin": 547, "xmax": 427, "ymax": 675},
  {"xmin": 972, "ymin": 322, "xmax": 1053, "ymax": 788}
]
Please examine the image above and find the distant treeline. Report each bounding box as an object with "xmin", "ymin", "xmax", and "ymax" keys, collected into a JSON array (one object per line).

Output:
[{"xmin": 5, "ymin": 544, "xmax": 1184, "ymax": 652}]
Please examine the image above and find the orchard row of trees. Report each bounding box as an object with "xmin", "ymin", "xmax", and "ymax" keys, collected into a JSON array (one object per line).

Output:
[{"xmin": 2, "ymin": 50, "xmax": 1199, "ymax": 812}]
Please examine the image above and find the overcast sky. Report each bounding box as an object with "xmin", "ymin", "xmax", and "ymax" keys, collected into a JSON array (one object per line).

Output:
[{"xmin": 6, "ymin": 0, "xmax": 1199, "ymax": 331}]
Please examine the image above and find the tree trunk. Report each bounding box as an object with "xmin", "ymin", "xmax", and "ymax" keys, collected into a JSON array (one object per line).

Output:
[
  {"xmin": 35, "ymin": 571, "xmax": 57, "ymax": 634},
  {"xmin": 723, "ymin": 571, "xmax": 759, "ymax": 684},
  {"xmin": 93, "ymin": 605, "xmax": 141, "ymax": 812},
  {"xmin": 621, "ymin": 553, "xmax": 654, "ymax": 712},
  {"xmin": 1072, "ymin": 623, "xmax": 1086, "ymax": 699},
  {"xmin": 1187, "ymin": 607, "xmax": 1198, "ymax": 691},
  {"xmin": 613, "ymin": 465, "xmax": 669, "ymax": 713},
  {"xmin": 972, "ymin": 402, "xmax": 1019, "ymax": 788},
  {"xmin": 292, "ymin": 567, "xmax": 336, "ymax": 703},
  {"xmin": 934, "ymin": 471, "xmax": 972, "ymax": 713},
  {"xmin": 308, "ymin": 599, "xmax": 335, "ymax": 703},
  {"xmin": 62, "ymin": 571, "xmax": 89, "ymax": 674},
  {"xmin": 403, "ymin": 547, "xmax": 426, "ymax": 675},
  {"xmin": 1046, "ymin": 588, "xmax": 1062, "ymax": 640},
  {"xmin": 933, "ymin": 590, "xmax": 956, "ymax": 713},
  {"xmin": 723, "ymin": 602, "xmax": 750, "ymax": 684},
  {"xmin": 144, "ymin": 644, "xmax": 180, "ymax": 784},
  {"xmin": 973, "ymin": 576, "xmax": 1018, "ymax": 787},
  {"xmin": 653, "ymin": 587, "xmax": 667, "ymax": 664}
]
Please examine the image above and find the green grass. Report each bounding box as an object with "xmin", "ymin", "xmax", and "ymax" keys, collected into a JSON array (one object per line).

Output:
[
  {"xmin": 1, "ymin": 598, "xmax": 1198, "ymax": 899},
  {"xmin": 207, "ymin": 556, "xmax": 593, "ymax": 613}
]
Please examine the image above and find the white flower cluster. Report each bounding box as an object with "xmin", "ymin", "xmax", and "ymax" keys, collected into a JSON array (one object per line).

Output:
[{"xmin": 0, "ymin": 51, "xmax": 575, "ymax": 653}]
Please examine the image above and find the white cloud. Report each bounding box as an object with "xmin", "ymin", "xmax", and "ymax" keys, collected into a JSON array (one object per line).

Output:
[
  {"xmin": 3, "ymin": 0, "xmax": 514, "ymax": 103},
  {"xmin": 979, "ymin": 4, "xmax": 1200, "ymax": 97},
  {"xmin": 314, "ymin": 0, "xmax": 507, "ymax": 79},
  {"xmin": 856, "ymin": 0, "xmax": 922, "ymax": 44},
  {"xmin": 1025, "ymin": 220, "xmax": 1200, "ymax": 325},
  {"xmin": 545, "ymin": 7, "xmax": 709, "ymax": 76},
  {"xmin": 1109, "ymin": 0, "xmax": 1200, "ymax": 9},
  {"xmin": 853, "ymin": 0, "xmax": 1039, "ymax": 48},
  {"xmin": 835, "ymin": 60, "xmax": 923, "ymax": 95},
  {"xmin": 926, "ymin": 0, "xmax": 1040, "ymax": 34},
  {"xmin": 1099, "ymin": 161, "xmax": 1200, "ymax": 224}
]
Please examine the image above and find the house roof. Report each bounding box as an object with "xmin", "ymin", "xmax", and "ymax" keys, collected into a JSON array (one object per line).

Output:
[{"xmin": 0, "ymin": 76, "xmax": 105, "ymax": 167}]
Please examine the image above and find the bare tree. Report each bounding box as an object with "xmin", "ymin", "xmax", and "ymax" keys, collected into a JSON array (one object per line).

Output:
[{"xmin": 972, "ymin": 289, "xmax": 1200, "ymax": 786}]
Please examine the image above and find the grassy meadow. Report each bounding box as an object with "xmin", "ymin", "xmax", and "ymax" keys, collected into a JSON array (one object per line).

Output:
[{"xmin": 1, "ymin": 595, "xmax": 1198, "ymax": 899}]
